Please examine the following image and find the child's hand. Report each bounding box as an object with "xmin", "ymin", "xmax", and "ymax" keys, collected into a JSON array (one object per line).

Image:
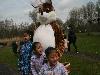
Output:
[{"xmin": 64, "ymin": 62, "xmax": 71, "ymax": 73}]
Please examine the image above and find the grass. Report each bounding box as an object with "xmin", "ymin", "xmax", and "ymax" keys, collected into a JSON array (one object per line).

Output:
[
  {"xmin": 71, "ymin": 33, "xmax": 100, "ymax": 55},
  {"xmin": 0, "ymin": 47, "xmax": 18, "ymax": 69},
  {"xmin": 0, "ymin": 33, "xmax": 100, "ymax": 75},
  {"xmin": 60, "ymin": 54, "xmax": 100, "ymax": 75}
]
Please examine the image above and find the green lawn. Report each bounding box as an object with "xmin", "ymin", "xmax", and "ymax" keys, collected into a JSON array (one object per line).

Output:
[
  {"xmin": 60, "ymin": 54, "xmax": 100, "ymax": 75},
  {"xmin": 72, "ymin": 33, "xmax": 100, "ymax": 55},
  {"xmin": 0, "ymin": 47, "xmax": 18, "ymax": 69},
  {"xmin": 0, "ymin": 33, "xmax": 100, "ymax": 75}
]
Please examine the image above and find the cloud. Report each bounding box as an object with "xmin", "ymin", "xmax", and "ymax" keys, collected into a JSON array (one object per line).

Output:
[
  {"xmin": 52, "ymin": 0, "xmax": 98, "ymax": 22},
  {"xmin": 0, "ymin": 0, "xmax": 33, "ymax": 24},
  {"xmin": 0, "ymin": 0, "xmax": 98, "ymax": 24},
  {"xmin": 52, "ymin": 0, "xmax": 76, "ymax": 22}
]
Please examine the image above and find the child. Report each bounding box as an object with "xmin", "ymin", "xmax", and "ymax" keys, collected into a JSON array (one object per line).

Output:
[
  {"xmin": 31, "ymin": 42, "xmax": 46, "ymax": 75},
  {"xmin": 18, "ymin": 30, "xmax": 33, "ymax": 75},
  {"xmin": 12, "ymin": 41, "xmax": 18, "ymax": 54},
  {"xmin": 39, "ymin": 47, "xmax": 68, "ymax": 75},
  {"xmin": 64, "ymin": 35, "xmax": 68, "ymax": 49},
  {"xmin": 63, "ymin": 35, "xmax": 69, "ymax": 53}
]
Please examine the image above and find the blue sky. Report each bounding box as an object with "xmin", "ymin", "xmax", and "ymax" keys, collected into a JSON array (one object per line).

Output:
[{"xmin": 0, "ymin": 0, "xmax": 97, "ymax": 24}]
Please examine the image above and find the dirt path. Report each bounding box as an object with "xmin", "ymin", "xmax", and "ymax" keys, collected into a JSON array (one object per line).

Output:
[
  {"xmin": 0, "ymin": 64, "xmax": 19, "ymax": 75},
  {"xmin": 0, "ymin": 47, "xmax": 19, "ymax": 75}
]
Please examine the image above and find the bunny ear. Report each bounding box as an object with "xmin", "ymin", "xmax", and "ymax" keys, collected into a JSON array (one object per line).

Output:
[
  {"xmin": 40, "ymin": 0, "xmax": 43, "ymax": 3},
  {"xmin": 45, "ymin": 0, "xmax": 52, "ymax": 4},
  {"xmin": 31, "ymin": 3, "xmax": 38, "ymax": 8},
  {"xmin": 30, "ymin": 0, "xmax": 44, "ymax": 8},
  {"xmin": 31, "ymin": 0, "xmax": 53, "ymax": 8}
]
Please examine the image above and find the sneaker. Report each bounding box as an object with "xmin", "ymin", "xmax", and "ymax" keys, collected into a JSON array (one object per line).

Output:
[{"xmin": 76, "ymin": 51, "xmax": 79, "ymax": 53}]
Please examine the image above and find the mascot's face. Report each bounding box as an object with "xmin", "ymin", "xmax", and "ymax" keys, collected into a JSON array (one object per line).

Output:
[
  {"xmin": 43, "ymin": 3, "xmax": 53, "ymax": 13},
  {"xmin": 39, "ymin": 3, "xmax": 53, "ymax": 14}
]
